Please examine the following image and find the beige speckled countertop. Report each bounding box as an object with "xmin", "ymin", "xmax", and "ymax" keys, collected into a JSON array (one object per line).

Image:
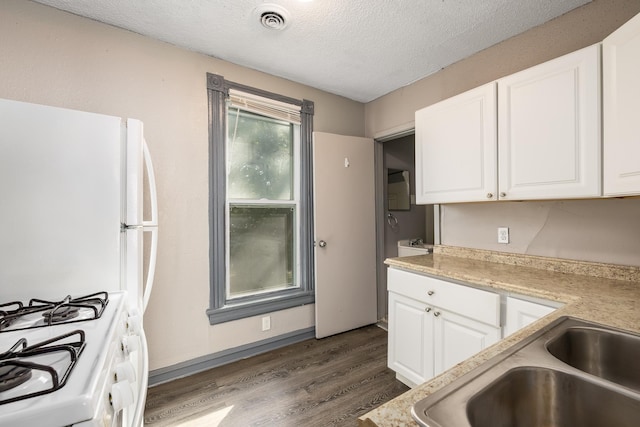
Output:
[{"xmin": 358, "ymin": 245, "xmax": 640, "ymax": 427}]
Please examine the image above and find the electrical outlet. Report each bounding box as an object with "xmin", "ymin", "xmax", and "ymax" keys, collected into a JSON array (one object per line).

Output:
[
  {"xmin": 261, "ymin": 316, "xmax": 271, "ymax": 331},
  {"xmin": 497, "ymin": 227, "xmax": 509, "ymax": 244}
]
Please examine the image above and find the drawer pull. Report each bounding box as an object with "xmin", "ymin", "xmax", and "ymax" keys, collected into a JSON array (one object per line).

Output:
[
  {"xmin": 427, "ymin": 290, "xmax": 435, "ymax": 296},
  {"xmin": 433, "ymin": 311, "xmax": 441, "ymax": 317},
  {"xmin": 425, "ymin": 307, "xmax": 432, "ymax": 313}
]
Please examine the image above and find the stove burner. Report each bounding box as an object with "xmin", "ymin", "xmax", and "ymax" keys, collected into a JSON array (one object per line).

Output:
[
  {"xmin": 0, "ymin": 330, "xmax": 85, "ymax": 405},
  {"xmin": 0, "ymin": 292, "xmax": 109, "ymax": 332},
  {"xmin": 0, "ymin": 302, "xmax": 24, "ymax": 332},
  {"xmin": 0, "ymin": 365, "xmax": 32, "ymax": 392},
  {"xmin": 42, "ymin": 306, "xmax": 80, "ymax": 323}
]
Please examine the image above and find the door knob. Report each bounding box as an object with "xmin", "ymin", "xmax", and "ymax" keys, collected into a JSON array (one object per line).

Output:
[{"xmin": 318, "ymin": 240, "xmax": 327, "ymax": 248}]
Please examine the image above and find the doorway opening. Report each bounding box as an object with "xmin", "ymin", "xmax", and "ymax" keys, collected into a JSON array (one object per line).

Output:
[{"xmin": 375, "ymin": 132, "xmax": 435, "ymax": 323}]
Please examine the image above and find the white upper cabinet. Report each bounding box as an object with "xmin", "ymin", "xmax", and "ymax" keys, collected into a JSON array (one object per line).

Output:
[
  {"xmin": 497, "ymin": 44, "xmax": 601, "ymax": 200},
  {"xmin": 415, "ymin": 44, "xmax": 602, "ymax": 204},
  {"xmin": 415, "ymin": 83, "xmax": 498, "ymax": 204},
  {"xmin": 603, "ymin": 13, "xmax": 640, "ymax": 196}
]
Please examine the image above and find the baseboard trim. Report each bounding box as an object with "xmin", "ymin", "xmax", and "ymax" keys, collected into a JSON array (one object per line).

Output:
[{"xmin": 148, "ymin": 327, "xmax": 316, "ymax": 386}]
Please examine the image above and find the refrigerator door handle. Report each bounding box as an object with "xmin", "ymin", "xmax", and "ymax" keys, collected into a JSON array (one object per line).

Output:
[
  {"xmin": 143, "ymin": 227, "xmax": 158, "ymax": 312},
  {"xmin": 142, "ymin": 139, "xmax": 158, "ymax": 313},
  {"xmin": 142, "ymin": 139, "xmax": 158, "ymax": 228}
]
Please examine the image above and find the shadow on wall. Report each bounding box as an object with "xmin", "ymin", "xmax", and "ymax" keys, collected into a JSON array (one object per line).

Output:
[{"xmin": 441, "ymin": 198, "xmax": 640, "ymax": 267}]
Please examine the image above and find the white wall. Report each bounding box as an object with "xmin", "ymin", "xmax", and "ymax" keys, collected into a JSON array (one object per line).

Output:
[
  {"xmin": 0, "ymin": 0, "xmax": 365, "ymax": 371},
  {"xmin": 365, "ymin": 0, "xmax": 640, "ymax": 268}
]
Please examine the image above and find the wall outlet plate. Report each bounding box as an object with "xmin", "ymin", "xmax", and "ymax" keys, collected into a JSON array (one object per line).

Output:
[
  {"xmin": 261, "ymin": 316, "xmax": 271, "ymax": 331},
  {"xmin": 498, "ymin": 227, "xmax": 509, "ymax": 244}
]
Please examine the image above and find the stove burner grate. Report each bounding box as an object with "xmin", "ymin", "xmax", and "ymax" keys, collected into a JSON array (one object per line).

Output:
[
  {"xmin": 0, "ymin": 292, "xmax": 109, "ymax": 332},
  {"xmin": 0, "ymin": 364, "xmax": 32, "ymax": 392},
  {"xmin": 0, "ymin": 330, "xmax": 85, "ymax": 405},
  {"xmin": 42, "ymin": 306, "xmax": 80, "ymax": 323}
]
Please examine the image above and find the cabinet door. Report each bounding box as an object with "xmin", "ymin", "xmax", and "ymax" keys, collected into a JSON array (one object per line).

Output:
[
  {"xmin": 415, "ymin": 83, "xmax": 498, "ymax": 204},
  {"xmin": 433, "ymin": 309, "xmax": 501, "ymax": 376},
  {"xmin": 603, "ymin": 13, "xmax": 640, "ymax": 196},
  {"xmin": 504, "ymin": 297, "xmax": 555, "ymax": 337},
  {"xmin": 387, "ymin": 292, "xmax": 434, "ymax": 387},
  {"xmin": 497, "ymin": 44, "xmax": 601, "ymax": 200}
]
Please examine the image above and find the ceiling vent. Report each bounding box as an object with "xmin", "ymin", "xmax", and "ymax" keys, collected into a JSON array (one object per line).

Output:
[{"xmin": 254, "ymin": 4, "xmax": 290, "ymax": 31}]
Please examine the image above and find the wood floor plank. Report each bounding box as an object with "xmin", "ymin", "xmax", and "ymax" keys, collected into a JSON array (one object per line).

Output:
[{"xmin": 144, "ymin": 325, "xmax": 409, "ymax": 426}]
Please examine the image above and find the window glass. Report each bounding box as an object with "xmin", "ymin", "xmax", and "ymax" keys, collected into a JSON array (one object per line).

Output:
[
  {"xmin": 227, "ymin": 109, "xmax": 293, "ymax": 200},
  {"xmin": 228, "ymin": 205, "xmax": 295, "ymax": 298}
]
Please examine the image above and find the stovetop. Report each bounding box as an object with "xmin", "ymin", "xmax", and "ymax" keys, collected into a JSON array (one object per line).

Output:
[
  {"xmin": 0, "ymin": 291, "xmax": 127, "ymax": 426},
  {"xmin": 0, "ymin": 292, "xmax": 109, "ymax": 333},
  {"xmin": 0, "ymin": 329, "xmax": 86, "ymax": 404}
]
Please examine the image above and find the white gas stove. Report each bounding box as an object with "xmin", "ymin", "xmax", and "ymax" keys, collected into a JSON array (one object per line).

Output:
[{"xmin": 0, "ymin": 291, "xmax": 145, "ymax": 427}]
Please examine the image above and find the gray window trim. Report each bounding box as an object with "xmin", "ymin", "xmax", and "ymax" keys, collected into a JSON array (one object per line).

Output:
[{"xmin": 206, "ymin": 73, "xmax": 315, "ymax": 325}]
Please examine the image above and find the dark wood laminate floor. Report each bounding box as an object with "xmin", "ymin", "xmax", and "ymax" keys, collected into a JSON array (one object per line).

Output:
[{"xmin": 144, "ymin": 325, "xmax": 409, "ymax": 426}]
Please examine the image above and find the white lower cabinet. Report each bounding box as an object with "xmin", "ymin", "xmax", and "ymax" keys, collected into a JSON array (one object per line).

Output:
[
  {"xmin": 388, "ymin": 292, "xmax": 434, "ymax": 386},
  {"xmin": 387, "ymin": 268, "xmax": 501, "ymax": 388},
  {"xmin": 504, "ymin": 296, "xmax": 556, "ymax": 337},
  {"xmin": 433, "ymin": 308, "xmax": 501, "ymax": 376}
]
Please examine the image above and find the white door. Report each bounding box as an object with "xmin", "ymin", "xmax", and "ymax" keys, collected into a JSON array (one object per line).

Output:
[
  {"xmin": 313, "ymin": 132, "xmax": 377, "ymax": 338},
  {"xmin": 603, "ymin": 12, "xmax": 640, "ymax": 196}
]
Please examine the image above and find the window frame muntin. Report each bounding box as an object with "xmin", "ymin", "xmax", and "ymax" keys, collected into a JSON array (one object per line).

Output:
[{"xmin": 206, "ymin": 73, "xmax": 315, "ymax": 325}]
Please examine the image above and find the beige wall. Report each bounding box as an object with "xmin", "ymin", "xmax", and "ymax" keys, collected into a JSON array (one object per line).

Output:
[
  {"xmin": 366, "ymin": 0, "xmax": 640, "ymax": 267},
  {"xmin": 0, "ymin": 0, "xmax": 365, "ymax": 370}
]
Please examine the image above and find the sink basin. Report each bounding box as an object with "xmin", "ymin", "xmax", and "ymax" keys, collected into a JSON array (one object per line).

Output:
[
  {"xmin": 412, "ymin": 317, "xmax": 640, "ymax": 427},
  {"xmin": 467, "ymin": 367, "xmax": 640, "ymax": 427},
  {"xmin": 546, "ymin": 327, "xmax": 640, "ymax": 392}
]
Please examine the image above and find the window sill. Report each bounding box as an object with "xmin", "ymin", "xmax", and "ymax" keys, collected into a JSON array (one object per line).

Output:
[{"xmin": 207, "ymin": 291, "xmax": 315, "ymax": 325}]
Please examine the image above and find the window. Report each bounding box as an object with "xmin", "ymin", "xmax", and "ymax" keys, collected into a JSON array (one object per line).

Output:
[{"xmin": 206, "ymin": 74, "xmax": 315, "ymax": 324}]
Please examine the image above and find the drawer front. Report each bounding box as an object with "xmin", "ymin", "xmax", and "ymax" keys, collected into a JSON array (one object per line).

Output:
[{"xmin": 388, "ymin": 268, "xmax": 500, "ymax": 326}]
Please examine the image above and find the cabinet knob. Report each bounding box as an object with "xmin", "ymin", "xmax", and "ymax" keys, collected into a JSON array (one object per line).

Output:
[
  {"xmin": 486, "ymin": 193, "xmax": 493, "ymax": 199},
  {"xmin": 425, "ymin": 307, "xmax": 432, "ymax": 313},
  {"xmin": 433, "ymin": 311, "xmax": 441, "ymax": 317},
  {"xmin": 427, "ymin": 290, "xmax": 435, "ymax": 296},
  {"xmin": 499, "ymin": 192, "xmax": 507, "ymax": 198}
]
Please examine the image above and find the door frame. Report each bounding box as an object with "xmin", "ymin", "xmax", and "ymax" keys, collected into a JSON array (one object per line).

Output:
[{"xmin": 373, "ymin": 125, "xmax": 441, "ymax": 322}]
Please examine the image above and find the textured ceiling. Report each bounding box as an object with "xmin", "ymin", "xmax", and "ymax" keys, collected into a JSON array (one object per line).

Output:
[{"xmin": 32, "ymin": 0, "xmax": 591, "ymax": 102}]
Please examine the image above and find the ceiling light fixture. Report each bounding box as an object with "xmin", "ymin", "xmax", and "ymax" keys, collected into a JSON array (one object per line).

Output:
[{"xmin": 254, "ymin": 4, "xmax": 290, "ymax": 31}]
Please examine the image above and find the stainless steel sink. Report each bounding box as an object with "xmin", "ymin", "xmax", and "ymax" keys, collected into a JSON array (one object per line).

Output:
[
  {"xmin": 546, "ymin": 326, "xmax": 640, "ymax": 392},
  {"xmin": 412, "ymin": 317, "xmax": 640, "ymax": 427},
  {"xmin": 467, "ymin": 367, "xmax": 640, "ymax": 427}
]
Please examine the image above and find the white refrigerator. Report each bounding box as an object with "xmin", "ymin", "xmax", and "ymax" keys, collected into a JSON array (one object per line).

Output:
[
  {"xmin": 0, "ymin": 97, "xmax": 158, "ymax": 426},
  {"xmin": 0, "ymin": 97, "xmax": 157, "ymax": 310}
]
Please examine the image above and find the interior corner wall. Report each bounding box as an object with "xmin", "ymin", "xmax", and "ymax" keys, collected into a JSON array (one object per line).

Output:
[
  {"xmin": 365, "ymin": 0, "xmax": 640, "ymax": 268},
  {"xmin": 0, "ymin": 0, "xmax": 365, "ymax": 371},
  {"xmin": 364, "ymin": 0, "xmax": 640, "ymax": 138}
]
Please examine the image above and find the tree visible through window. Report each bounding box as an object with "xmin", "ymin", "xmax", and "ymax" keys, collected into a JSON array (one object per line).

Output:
[{"xmin": 207, "ymin": 74, "xmax": 315, "ymax": 324}]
